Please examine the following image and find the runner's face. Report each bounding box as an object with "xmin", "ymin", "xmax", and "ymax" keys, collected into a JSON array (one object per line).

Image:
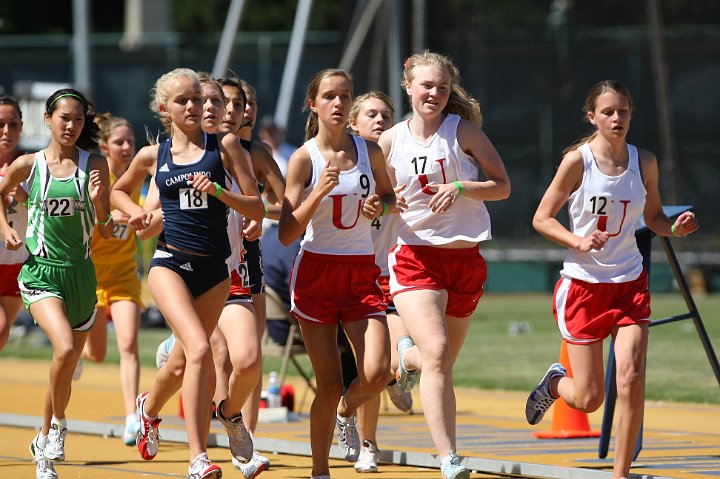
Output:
[
  {"xmin": 310, "ymin": 75, "xmax": 352, "ymax": 128},
  {"xmin": 201, "ymin": 83, "xmax": 226, "ymax": 134},
  {"xmin": 104, "ymin": 125, "xmax": 135, "ymax": 167},
  {"xmin": 406, "ymin": 65, "xmax": 451, "ymax": 118},
  {"xmin": 165, "ymin": 77, "xmax": 203, "ymax": 131},
  {"xmin": 46, "ymin": 98, "xmax": 85, "ymax": 147},
  {"xmin": 221, "ymin": 85, "xmax": 245, "ymax": 134},
  {"xmin": 0, "ymin": 104, "xmax": 22, "ymax": 155},
  {"xmin": 588, "ymin": 91, "xmax": 632, "ymax": 140},
  {"xmin": 242, "ymin": 87, "xmax": 257, "ymax": 129},
  {"xmin": 350, "ymin": 97, "xmax": 393, "ymax": 142}
]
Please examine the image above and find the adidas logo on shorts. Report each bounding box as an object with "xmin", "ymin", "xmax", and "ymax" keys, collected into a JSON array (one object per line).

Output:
[{"xmin": 180, "ymin": 262, "xmax": 193, "ymax": 272}]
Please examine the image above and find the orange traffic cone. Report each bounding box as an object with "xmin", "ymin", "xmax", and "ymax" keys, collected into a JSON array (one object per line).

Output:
[{"xmin": 533, "ymin": 341, "xmax": 600, "ymax": 439}]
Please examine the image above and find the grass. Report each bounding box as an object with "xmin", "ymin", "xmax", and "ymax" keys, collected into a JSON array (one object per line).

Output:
[{"xmin": 3, "ymin": 293, "xmax": 719, "ymax": 404}]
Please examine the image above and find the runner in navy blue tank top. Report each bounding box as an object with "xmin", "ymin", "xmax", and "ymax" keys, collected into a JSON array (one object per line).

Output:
[{"xmin": 111, "ymin": 68, "xmax": 263, "ymax": 479}]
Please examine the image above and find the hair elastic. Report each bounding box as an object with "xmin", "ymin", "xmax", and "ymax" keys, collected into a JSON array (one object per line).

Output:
[{"xmin": 48, "ymin": 93, "xmax": 84, "ymax": 110}]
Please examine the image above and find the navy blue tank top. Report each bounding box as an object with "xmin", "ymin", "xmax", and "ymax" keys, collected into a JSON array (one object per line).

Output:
[{"xmin": 155, "ymin": 133, "xmax": 230, "ymax": 258}]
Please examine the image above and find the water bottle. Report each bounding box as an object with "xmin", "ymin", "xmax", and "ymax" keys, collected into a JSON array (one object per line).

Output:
[{"xmin": 267, "ymin": 371, "xmax": 282, "ymax": 408}]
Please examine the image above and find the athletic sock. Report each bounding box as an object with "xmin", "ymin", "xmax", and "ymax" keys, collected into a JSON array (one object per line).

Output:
[{"xmin": 51, "ymin": 416, "xmax": 67, "ymax": 430}]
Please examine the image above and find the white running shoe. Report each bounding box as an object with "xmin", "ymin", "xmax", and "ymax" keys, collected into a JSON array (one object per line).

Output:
[
  {"xmin": 395, "ymin": 336, "xmax": 419, "ymax": 392},
  {"xmin": 155, "ymin": 334, "xmax": 176, "ymax": 369},
  {"xmin": 252, "ymin": 450, "xmax": 270, "ymax": 467},
  {"xmin": 354, "ymin": 440, "xmax": 379, "ymax": 473},
  {"xmin": 336, "ymin": 412, "xmax": 360, "ymax": 462},
  {"xmin": 188, "ymin": 452, "xmax": 222, "ymax": 479},
  {"xmin": 232, "ymin": 454, "xmax": 268, "ymax": 478},
  {"xmin": 525, "ymin": 363, "xmax": 567, "ymax": 425},
  {"xmin": 123, "ymin": 415, "xmax": 141, "ymax": 446},
  {"xmin": 31, "ymin": 434, "xmax": 58, "ymax": 479},
  {"xmin": 217, "ymin": 399, "xmax": 253, "ymax": 463},
  {"xmin": 386, "ymin": 381, "xmax": 413, "ymax": 413},
  {"xmin": 72, "ymin": 358, "xmax": 83, "ymax": 381},
  {"xmin": 43, "ymin": 421, "xmax": 67, "ymax": 461},
  {"xmin": 440, "ymin": 452, "xmax": 470, "ymax": 479}
]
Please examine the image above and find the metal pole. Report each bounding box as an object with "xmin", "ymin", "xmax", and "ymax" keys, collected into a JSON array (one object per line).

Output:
[
  {"xmin": 274, "ymin": 0, "xmax": 314, "ymax": 130},
  {"xmin": 387, "ymin": 1, "xmax": 404, "ymax": 123},
  {"xmin": 338, "ymin": 0, "xmax": 383, "ymax": 71},
  {"xmin": 72, "ymin": 0, "xmax": 92, "ymax": 96},
  {"xmin": 411, "ymin": 0, "xmax": 426, "ymax": 53},
  {"xmin": 213, "ymin": 0, "xmax": 248, "ymax": 78},
  {"xmin": 646, "ymin": 0, "xmax": 678, "ymax": 203}
]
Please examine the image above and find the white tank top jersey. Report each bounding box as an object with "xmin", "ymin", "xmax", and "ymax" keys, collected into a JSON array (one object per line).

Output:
[
  {"xmin": 371, "ymin": 213, "xmax": 399, "ymax": 276},
  {"xmin": 300, "ymin": 135, "xmax": 375, "ymax": 256},
  {"xmin": 387, "ymin": 114, "xmax": 491, "ymax": 246},
  {"xmin": 561, "ymin": 143, "xmax": 646, "ymax": 283},
  {"xmin": 0, "ymin": 174, "xmax": 28, "ymax": 265},
  {"xmin": 226, "ymin": 178, "xmax": 245, "ymax": 271}
]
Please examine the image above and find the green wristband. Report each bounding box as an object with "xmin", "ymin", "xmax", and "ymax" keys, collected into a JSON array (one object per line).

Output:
[
  {"xmin": 453, "ymin": 180, "xmax": 463, "ymax": 196},
  {"xmin": 379, "ymin": 202, "xmax": 388, "ymax": 217},
  {"xmin": 213, "ymin": 182, "xmax": 223, "ymax": 198},
  {"xmin": 98, "ymin": 215, "xmax": 112, "ymax": 226},
  {"xmin": 671, "ymin": 224, "xmax": 683, "ymax": 237}
]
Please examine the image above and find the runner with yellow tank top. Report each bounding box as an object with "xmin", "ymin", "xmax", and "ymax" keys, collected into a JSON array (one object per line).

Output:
[{"xmin": 83, "ymin": 113, "xmax": 145, "ymax": 447}]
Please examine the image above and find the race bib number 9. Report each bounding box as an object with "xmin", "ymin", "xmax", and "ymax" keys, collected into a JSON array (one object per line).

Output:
[
  {"xmin": 47, "ymin": 197, "xmax": 74, "ymax": 217},
  {"xmin": 179, "ymin": 188, "xmax": 208, "ymax": 210}
]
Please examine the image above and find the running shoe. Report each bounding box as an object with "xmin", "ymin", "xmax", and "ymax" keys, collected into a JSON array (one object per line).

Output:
[
  {"xmin": 155, "ymin": 334, "xmax": 176, "ymax": 369},
  {"xmin": 354, "ymin": 440, "xmax": 379, "ymax": 473},
  {"xmin": 136, "ymin": 392, "xmax": 162, "ymax": 460},
  {"xmin": 31, "ymin": 434, "xmax": 58, "ymax": 479},
  {"xmin": 440, "ymin": 452, "xmax": 470, "ymax": 479},
  {"xmin": 525, "ymin": 362, "xmax": 567, "ymax": 425},
  {"xmin": 43, "ymin": 421, "xmax": 67, "ymax": 461},
  {"xmin": 395, "ymin": 336, "xmax": 419, "ymax": 392},
  {"xmin": 216, "ymin": 399, "xmax": 253, "ymax": 464},
  {"xmin": 336, "ymin": 412, "xmax": 360, "ymax": 462},
  {"xmin": 232, "ymin": 454, "xmax": 268, "ymax": 478},
  {"xmin": 188, "ymin": 452, "xmax": 222, "ymax": 479},
  {"xmin": 123, "ymin": 415, "xmax": 141, "ymax": 446},
  {"xmin": 386, "ymin": 381, "xmax": 413, "ymax": 413}
]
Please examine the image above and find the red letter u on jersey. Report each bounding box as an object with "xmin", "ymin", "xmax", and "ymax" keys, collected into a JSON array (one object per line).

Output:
[
  {"xmin": 330, "ymin": 194, "xmax": 362, "ymax": 230},
  {"xmin": 420, "ymin": 158, "xmax": 448, "ymax": 195}
]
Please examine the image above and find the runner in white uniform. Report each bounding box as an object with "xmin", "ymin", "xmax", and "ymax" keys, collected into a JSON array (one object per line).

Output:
[
  {"xmin": 378, "ymin": 51, "xmax": 510, "ymax": 479},
  {"xmin": 526, "ymin": 80, "xmax": 698, "ymax": 479},
  {"xmin": 0, "ymin": 95, "xmax": 27, "ymax": 351},
  {"xmin": 278, "ymin": 69, "xmax": 395, "ymax": 479}
]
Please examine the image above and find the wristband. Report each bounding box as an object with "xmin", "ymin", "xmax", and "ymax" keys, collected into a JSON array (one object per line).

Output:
[
  {"xmin": 379, "ymin": 202, "xmax": 388, "ymax": 217},
  {"xmin": 264, "ymin": 207, "xmax": 269, "ymax": 218},
  {"xmin": 453, "ymin": 180, "xmax": 463, "ymax": 196},
  {"xmin": 213, "ymin": 182, "xmax": 222, "ymax": 198},
  {"xmin": 98, "ymin": 215, "xmax": 112, "ymax": 226},
  {"xmin": 671, "ymin": 224, "xmax": 683, "ymax": 237}
]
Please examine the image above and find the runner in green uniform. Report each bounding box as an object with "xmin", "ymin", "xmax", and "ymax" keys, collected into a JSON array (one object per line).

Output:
[{"xmin": 0, "ymin": 88, "xmax": 113, "ymax": 479}]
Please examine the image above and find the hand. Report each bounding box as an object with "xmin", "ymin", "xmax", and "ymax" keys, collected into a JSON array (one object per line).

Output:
[
  {"xmin": 2, "ymin": 227, "xmax": 22, "ymax": 250},
  {"xmin": 129, "ymin": 210, "xmax": 153, "ymax": 231},
  {"xmin": 673, "ymin": 211, "xmax": 699, "ymax": 237},
  {"xmin": 112, "ymin": 209, "xmax": 131, "ymax": 224},
  {"xmin": 393, "ymin": 183, "xmax": 408, "ymax": 213},
  {"xmin": 426, "ymin": 182, "xmax": 460, "ymax": 213},
  {"xmin": 316, "ymin": 160, "xmax": 340, "ymax": 197},
  {"xmin": 88, "ymin": 169, "xmax": 105, "ymax": 202},
  {"xmin": 578, "ymin": 229, "xmax": 609, "ymax": 252},
  {"xmin": 187, "ymin": 173, "xmax": 216, "ymax": 196},
  {"xmin": 243, "ymin": 218, "xmax": 262, "ymax": 241},
  {"xmin": 362, "ymin": 194, "xmax": 383, "ymax": 219}
]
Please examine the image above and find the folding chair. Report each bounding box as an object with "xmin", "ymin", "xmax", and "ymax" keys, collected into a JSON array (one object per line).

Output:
[{"xmin": 262, "ymin": 286, "xmax": 316, "ymax": 411}]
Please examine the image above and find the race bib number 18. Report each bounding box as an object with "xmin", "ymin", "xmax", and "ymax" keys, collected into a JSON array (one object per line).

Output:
[{"xmin": 179, "ymin": 188, "xmax": 208, "ymax": 210}]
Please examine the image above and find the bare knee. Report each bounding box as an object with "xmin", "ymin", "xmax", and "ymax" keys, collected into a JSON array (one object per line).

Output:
[
  {"xmin": 616, "ymin": 364, "xmax": 644, "ymax": 400},
  {"xmin": 316, "ymin": 377, "xmax": 343, "ymax": 404},
  {"xmin": 185, "ymin": 342, "xmax": 213, "ymax": 366},
  {"xmin": 573, "ymin": 389, "xmax": 605, "ymax": 413},
  {"xmin": 418, "ymin": 342, "xmax": 452, "ymax": 375},
  {"xmin": 84, "ymin": 346, "xmax": 107, "ymax": 363}
]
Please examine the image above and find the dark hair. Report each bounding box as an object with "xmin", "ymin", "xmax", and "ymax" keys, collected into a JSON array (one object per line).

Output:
[
  {"xmin": 562, "ymin": 80, "xmax": 634, "ymax": 155},
  {"xmin": 0, "ymin": 95, "xmax": 23, "ymax": 120},
  {"xmin": 303, "ymin": 68, "xmax": 353, "ymax": 141},
  {"xmin": 45, "ymin": 88, "xmax": 100, "ymax": 150}
]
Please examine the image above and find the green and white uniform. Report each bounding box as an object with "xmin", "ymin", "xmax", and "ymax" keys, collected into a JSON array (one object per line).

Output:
[{"xmin": 18, "ymin": 149, "xmax": 98, "ymax": 330}]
